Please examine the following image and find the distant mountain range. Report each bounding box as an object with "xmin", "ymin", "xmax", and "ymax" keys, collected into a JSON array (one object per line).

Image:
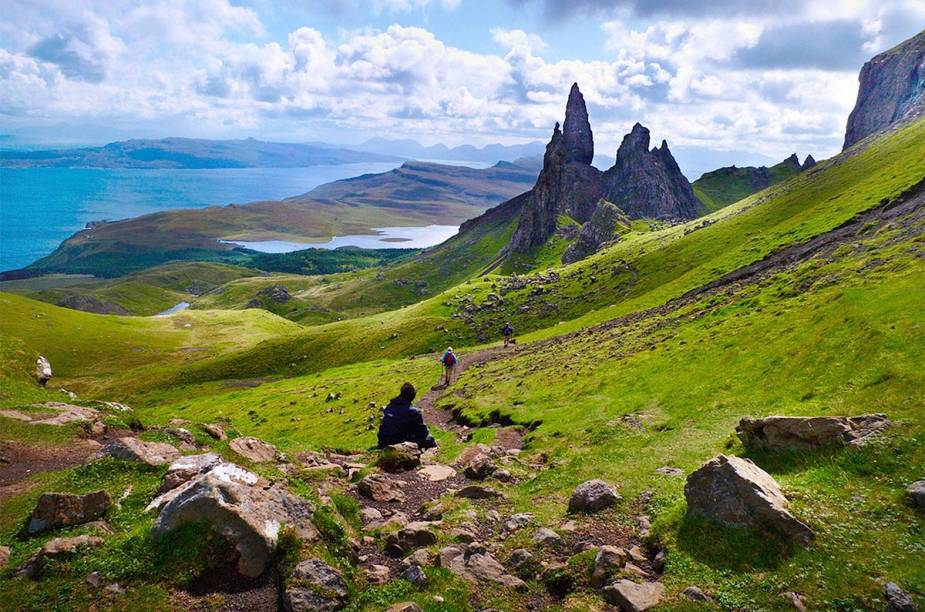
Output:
[{"xmin": 0, "ymin": 136, "xmax": 547, "ymax": 169}]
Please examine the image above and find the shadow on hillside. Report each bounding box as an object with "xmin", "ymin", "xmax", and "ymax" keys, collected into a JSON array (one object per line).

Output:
[{"xmin": 676, "ymin": 515, "xmax": 796, "ymax": 571}]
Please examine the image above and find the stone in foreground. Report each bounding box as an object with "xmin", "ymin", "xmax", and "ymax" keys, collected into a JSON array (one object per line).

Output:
[
  {"xmin": 386, "ymin": 522, "xmax": 438, "ymax": 554},
  {"xmin": 378, "ymin": 442, "xmax": 422, "ymax": 472},
  {"xmin": 16, "ymin": 535, "xmax": 103, "ymax": 579},
  {"xmin": 152, "ymin": 462, "xmax": 317, "ymax": 578},
  {"xmin": 884, "ymin": 582, "xmax": 917, "ymax": 612},
  {"xmin": 602, "ymin": 579, "xmax": 665, "ymax": 611},
  {"xmin": 158, "ymin": 453, "xmax": 224, "ymax": 494},
  {"xmin": 685, "ymin": 455, "xmax": 814, "ymax": 544},
  {"xmin": 27, "ymin": 490, "xmax": 111, "ymax": 534},
  {"xmin": 907, "ymin": 479, "xmax": 925, "ymax": 510},
  {"xmin": 358, "ymin": 473, "xmax": 405, "ymax": 502},
  {"xmin": 439, "ymin": 546, "xmax": 527, "ymax": 591},
  {"xmin": 568, "ymin": 479, "xmax": 621, "ymax": 513},
  {"xmin": 736, "ymin": 414, "xmax": 890, "ymax": 451},
  {"xmin": 284, "ymin": 559, "xmax": 349, "ymax": 611},
  {"xmin": 94, "ymin": 437, "xmax": 180, "ymax": 466},
  {"xmin": 229, "ymin": 436, "xmax": 278, "ymax": 463}
]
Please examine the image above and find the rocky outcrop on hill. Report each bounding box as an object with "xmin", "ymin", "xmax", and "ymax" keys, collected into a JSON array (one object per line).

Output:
[
  {"xmin": 510, "ymin": 84, "xmax": 697, "ymax": 252},
  {"xmin": 844, "ymin": 29, "xmax": 925, "ymax": 149},
  {"xmin": 737, "ymin": 414, "xmax": 890, "ymax": 451},
  {"xmin": 685, "ymin": 455, "xmax": 814, "ymax": 544},
  {"xmin": 562, "ymin": 200, "xmax": 630, "ymax": 264}
]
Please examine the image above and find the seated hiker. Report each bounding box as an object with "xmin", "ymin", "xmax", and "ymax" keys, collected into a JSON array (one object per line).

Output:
[
  {"xmin": 502, "ymin": 322, "xmax": 514, "ymax": 346},
  {"xmin": 377, "ymin": 382, "xmax": 436, "ymax": 449},
  {"xmin": 441, "ymin": 347, "xmax": 457, "ymax": 386}
]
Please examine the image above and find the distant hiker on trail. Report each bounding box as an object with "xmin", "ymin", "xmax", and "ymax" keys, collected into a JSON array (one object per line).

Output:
[
  {"xmin": 377, "ymin": 382, "xmax": 436, "ymax": 450},
  {"xmin": 442, "ymin": 347, "xmax": 457, "ymax": 386},
  {"xmin": 502, "ymin": 322, "xmax": 514, "ymax": 346}
]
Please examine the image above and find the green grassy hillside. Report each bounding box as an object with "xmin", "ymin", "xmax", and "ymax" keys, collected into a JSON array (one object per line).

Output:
[{"xmin": 693, "ymin": 154, "xmax": 805, "ymax": 213}]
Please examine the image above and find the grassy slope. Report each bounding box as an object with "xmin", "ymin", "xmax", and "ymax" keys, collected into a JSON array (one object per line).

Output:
[{"xmin": 692, "ymin": 156, "xmax": 802, "ymax": 213}]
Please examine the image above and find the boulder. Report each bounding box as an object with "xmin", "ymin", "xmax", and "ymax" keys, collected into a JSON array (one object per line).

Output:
[
  {"xmin": 591, "ymin": 545, "xmax": 628, "ymax": 588},
  {"xmin": 439, "ymin": 546, "xmax": 527, "ymax": 590},
  {"xmin": 203, "ymin": 423, "xmax": 227, "ymax": 441},
  {"xmin": 379, "ymin": 442, "xmax": 422, "ymax": 472},
  {"xmin": 151, "ymin": 463, "xmax": 317, "ymax": 578},
  {"xmin": 906, "ymin": 479, "xmax": 925, "ymax": 510},
  {"xmin": 358, "ymin": 474, "xmax": 405, "ymax": 503},
  {"xmin": 401, "ymin": 564, "xmax": 428, "ymax": 588},
  {"xmin": 508, "ymin": 548, "xmax": 534, "ymax": 573},
  {"xmin": 0, "ymin": 545, "xmax": 9, "ymax": 567},
  {"xmin": 532, "ymin": 527, "xmax": 562, "ymax": 546},
  {"xmin": 685, "ymin": 455, "xmax": 814, "ymax": 544},
  {"xmin": 27, "ymin": 490, "xmax": 111, "ymax": 534},
  {"xmin": 364, "ymin": 564, "xmax": 391, "ymax": 585},
  {"xmin": 360, "ymin": 507, "xmax": 383, "ymax": 525},
  {"xmin": 386, "ymin": 522, "xmax": 438, "ymax": 554},
  {"xmin": 683, "ymin": 586, "xmax": 709, "ymax": 601},
  {"xmin": 229, "ymin": 436, "xmax": 278, "ymax": 463},
  {"xmin": 94, "ymin": 437, "xmax": 180, "ymax": 466},
  {"xmin": 737, "ymin": 415, "xmax": 890, "ymax": 450},
  {"xmin": 568, "ymin": 479, "xmax": 621, "ymax": 513},
  {"xmin": 16, "ymin": 535, "xmax": 103, "ymax": 579},
  {"xmin": 418, "ymin": 464, "xmax": 456, "ymax": 481},
  {"xmin": 502, "ymin": 513, "xmax": 534, "ymax": 533},
  {"xmin": 283, "ymin": 559, "xmax": 349, "ymax": 611},
  {"xmin": 602, "ymin": 580, "xmax": 665, "ymax": 611},
  {"xmin": 159, "ymin": 453, "xmax": 223, "ymax": 494},
  {"xmin": 884, "ymin": 582, "xmax": 917, "ymax": 612}
]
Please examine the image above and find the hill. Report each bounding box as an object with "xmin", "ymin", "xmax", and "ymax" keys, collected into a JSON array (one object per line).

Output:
[
  {"xmin": 692, "ymin": 153, "xmax": 815, "ymax": 213},
  {"xmin": 9, "ymin": 161, "xmax": 537, "ymax": 278},
  {"xmin": 0, "ymin": 137, "xmax": 400, "ymax": 169}
]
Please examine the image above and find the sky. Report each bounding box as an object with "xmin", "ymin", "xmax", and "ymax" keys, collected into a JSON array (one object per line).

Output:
[{"xmin": 1, "ymin": 0, "xmax": 923, "ymax": 169}]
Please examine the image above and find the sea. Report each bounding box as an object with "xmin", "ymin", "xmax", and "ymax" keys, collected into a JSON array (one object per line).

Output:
[{"xmin": 0, "ymin": 162, "xmax": 407, "ymax": 271}]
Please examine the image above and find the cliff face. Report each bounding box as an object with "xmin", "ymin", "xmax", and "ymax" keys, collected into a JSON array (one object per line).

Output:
[
  {"xmin": 602, "ymin": 124, "xmax": 701, "ymax": 220},
  {"xmin": 844, "ymin": 29, "xmax": 925, "ymax": 149},
  {"xmin": 510, "ymin": 84, "xmax": 696, "ymax": 253}
]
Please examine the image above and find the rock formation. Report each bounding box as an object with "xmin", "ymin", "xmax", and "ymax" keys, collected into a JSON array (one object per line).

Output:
[
  {"xmin": 601, "ymin": 123, "xmax": 701, "ymax": 220},
  {"xmin": 93, "ymin": 437, "xmax": 180, "ymax": 466},
  {"xmin": 510, "ymin": 84, "xmax": 698, "ymax": 253},
  {"xmin": 568, "ymin": 479, "xmax": 621, "ymax": 513},
  {"xmin": 736, "ymin": 414, "xmax": 890, "ymax": 451},
  {"xmin": 844, "ymin": 29, "xmax": 925, "ymax": 149},
  {"xmin": 27, "ymin": 491, "xmax": 111, "ymax": 534},
  {"xmin": 801, "ymin": 154, "xmax": 816, "ymax": 170},
  {"xmin": 685, "ymin": 455, "xmax": 814, "ymax": 544},
  {"xmin": 562, "ymin": 200, "xmax": 630, "ymax": 264}
]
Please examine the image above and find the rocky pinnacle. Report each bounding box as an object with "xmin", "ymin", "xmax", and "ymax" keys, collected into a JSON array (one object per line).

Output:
[{"xmin": 562, "ymin": 83, "xmax": 594, "ymax": 165}]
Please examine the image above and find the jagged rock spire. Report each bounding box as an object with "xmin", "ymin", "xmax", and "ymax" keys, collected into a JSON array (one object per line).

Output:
[
  {"xmin": 616, "ymin": 123, "xmax": 650, "ymax": 165},
  {"xmin": 562, "ymin": 83, "xmax": 594, "ymax": 164}
]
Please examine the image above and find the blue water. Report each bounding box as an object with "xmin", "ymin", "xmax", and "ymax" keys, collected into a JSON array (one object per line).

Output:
[
  {"xmin": 223, "ymin": 225, "xmax": 460, "ymax": 253},
  {"xmin": 0, "ymin": 163, "xmax": 400, "ymax": 270}
]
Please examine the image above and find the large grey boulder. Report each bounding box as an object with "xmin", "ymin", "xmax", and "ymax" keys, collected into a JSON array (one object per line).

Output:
[
  {"xmin": 93, "ymin": 437, "xmax": 180, "ymax": 466},
  {"xmin": 27, "ymin": 490, "xmax": 111, "ymax": 534},
  {"xmin": 737, "ymin": 414, "xmax": 890, "ymax": 451},
  {"xmin": 158, "ymin": 453, "xmax": 224, "ymax": 494},
  {"xmin": 284, "ymin": 559, "xmax": 349, "ymax": 611},
  {"xmin": 151, "ymin": 462, "xmax": 317, "ymax": 578},
  {"xmin": 36, "ymin": 356, "xmax": 52, "ymax": 386},
  {"xmin": 568, "ymin": 479, "xmax": 621, "ymax": 513},
  {"xmin": 906, "ymin": 479, "xmax": 925, "ymax": 510},
  {"xmin": 602, "ymin": 579, "xmax": 665, "ymax": 611},
  {"xmin": 685, "ymin": 455, "xmax": 814, "ymax": 544}
]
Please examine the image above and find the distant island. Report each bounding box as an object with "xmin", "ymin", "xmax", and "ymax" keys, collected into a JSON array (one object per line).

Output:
[{"xmin": 0, "ymin": 136, "xmax": 547, "ymax": 169}]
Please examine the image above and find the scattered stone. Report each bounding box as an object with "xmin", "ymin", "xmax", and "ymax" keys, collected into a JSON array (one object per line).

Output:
[
  {"xmin": 532, "ymin": 528, "xmax": 562, "ymax": 546},
  {"xmin": 685, "ymin": 455, "xmax": 814, "ymax": 544},
  {"xmin": 462, "ymin": 452, "xmax": 496, "ymax": 480},
  {"xmin": 16, "ymin": 535, "xmax": 103, "ymax": 579},
  {"xmin": 364, "ymin": 564, "xmax": 391, "ymax": 585},
  {"xmin": 627, "ymin": 545, "xmax": 647, "ymax": 565},
  {"xmin": 386, "ymin": 522, "xmax": 438, "ymax": 554},
  {"xmin": 202, "ymin": 423, "xmax": 226, "ymax": 441},
  {"xmin": 486, "ymin": 509, "xmax": 501, "ymax": 522},
  {"xmin": 493, "ymin": 469, "xmax": 512, "ymax": 482},
  {"xmin": 360, "ymin": 507, "xmax": 383, "ymax": 525},
  {"xmin": 885, "ymin": 582, "xmax": 917, "ymax": 612},
  {"xmin": 94, "ymin": 437, "xmax": 180, "ymax": 466},
  {"xmin": 439, "ymin": 546, "xmax": 527, "ymax": 591},
  {"xmin": 907, "ymin": 479, "xmax": 925, "ymax": 510},
  {"xmin": 386, "ymin": 604, "xmax": 422, "ymax": 612},
  {"xmin": 105, "ymin": 583, "xmax": 126, "ymax": 595},
  {"xmin": 85, "ymin": 571, "xmax": 102, "ymax": 587},
  {"xmin": 784, "ymin": 591, "xmax": 808, "ymax": 611},
  {"xmin": 508, "ymin": 549, "xmax": 534, "ymax": 572},
  {"xmin": 284, "ymin": 559, "xmax": 349, "ymax": 611},
  {"xmin": 401, "ymin": 564, "xmax": 428, "ymax": 588},
  {"xmin": 737, "ymin": 414, "xmax": 890, "ymax": 451},
  {"xmin": 602, "ymin": 579, "xmax": 665, "ymax": 612},
  {"xmin": 420, "ymin": 501, "xmax": 445, "ymax": 521},
  {"xmin": 418, "ymin": 464, "xmax": 456, "ymax": 481},
  {"xmin": 450, "ymin": 525, "xmax": 479, "ymax": 543},
  {"xmin": 591, "ymin": 545, "xmax": 628, "ymax": 588},
  {"xmin": 158, "ymin": 453, "xmax": 223, "ymax": 494},
  {"xmin": 229, "ymin": 436, "xmax": 277, "ymax": 463},
  {"xmin": 27, "ymin": 490, "xmax": 111, "ymax": 534},
  {"xmin": 455, "ymin": 485, "xmax": 503, "ymax": 499},
  {"xmin": 656, "ymin": 466, "xmax": 684, "ymax": 477},
  {"xmin": 568, "ymin": 479, "xmax": 621, "ymax": 514},
  {"xmin": 359, "ymin": 474, "xmax": 405, "ymax": 503},
  {"xmin": 152, "ymin": 463, "xmax": 317, "ymax": 578},
  {"xmin": 379, "ymin": 442, "xmax": 422, "ymax": 472},
  {"xmin": 502, "ymin": 513, "xmax": 534, "ymax": 533},
  {"xmin": 0, "ymin": 545, "xmax": 9, "ymax": 567},
  {"xmin": 683, "ymin": 586, "xmax": 709, "ymax": 601}
]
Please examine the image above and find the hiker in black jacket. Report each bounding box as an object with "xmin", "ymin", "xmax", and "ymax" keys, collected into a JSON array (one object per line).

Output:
[{"xmin": 377, "ymin": 382, "xmax": 436, "ymax": 449}]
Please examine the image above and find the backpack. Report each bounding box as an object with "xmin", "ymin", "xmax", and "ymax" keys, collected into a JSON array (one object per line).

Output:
[{"xmin": 442, "ymin": 351, "xmax": 457, "ymax": 367}]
